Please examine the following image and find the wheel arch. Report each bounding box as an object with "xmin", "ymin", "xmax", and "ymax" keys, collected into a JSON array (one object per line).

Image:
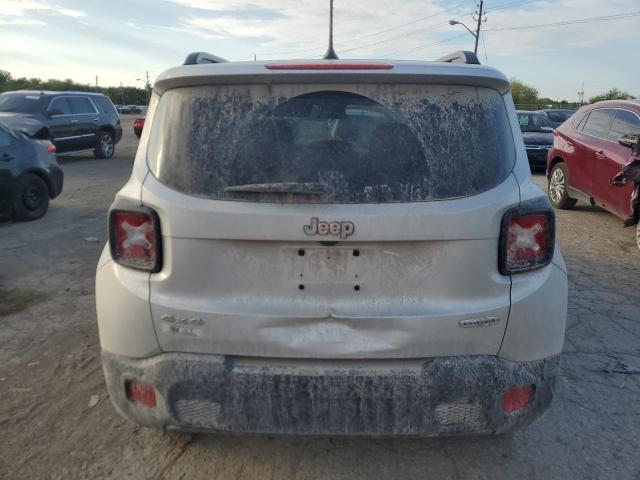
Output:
[
  {"xmin": 99, "ymin": 124, "xmax": 116, "ymax": 138},
  {"xmin": 547, "ymin": 156, "xmax": 566, "ymax": 178},
  {"xmin": 21, "ymin": 168, "xmax": 54, "ymax": 198},
  {"xmin": 547, "ymin": 155, "xmax": 567, "ymax": 178}
]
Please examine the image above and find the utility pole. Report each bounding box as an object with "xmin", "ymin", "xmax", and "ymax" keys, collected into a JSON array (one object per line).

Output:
[
  {"xmin": 144, "ymin": 71, "xmax": 151, "ymax": 105},
  {"xmin": 95, "ymin": 75, "xmax": 99, "ymax": 92},
  {"xmin": 578, "ymin": 82, "xmax": 585, "ymax": 106},
  {"xmin": 120, "ymin": 82, "xmax": 125, "ymax": 106},
  {"xmin": 473, "ymin": 1, "xmax": 486, "ymax": 55},
  {"xmin": 136, "ymin": 72, "xmax": 151, "ymax": 105}
]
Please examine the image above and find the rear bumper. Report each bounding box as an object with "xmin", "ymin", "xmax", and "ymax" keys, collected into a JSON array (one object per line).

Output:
[
  {"xmin": 114, "ymin": 125, "xmax": 123, "ymax": 144},
  {"xmin": 102, "ymin": 351, "xmax": 559, "ymax": 436},
  {"xmin": 48, "ymin": 164, "xmax": 63, "ymax": 198}
]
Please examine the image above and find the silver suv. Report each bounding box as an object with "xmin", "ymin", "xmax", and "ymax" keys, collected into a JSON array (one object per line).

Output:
[{"xmin": 96, "ymin": 51, "xmax": 567, "ymax": 436}]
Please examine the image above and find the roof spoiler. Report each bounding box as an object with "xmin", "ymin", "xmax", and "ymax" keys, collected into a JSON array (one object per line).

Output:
[
  {"xmin": 183, "ymin": 52, "xmax": 228, "ymax": 65},
  {"xmin": 435, "ymin": 51, "xmax": 480, "ymax": 65}
]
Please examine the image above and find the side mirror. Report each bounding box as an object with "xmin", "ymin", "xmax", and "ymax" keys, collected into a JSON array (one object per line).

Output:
[
  {"xmin": 618, "ymin": 134, "xmax": 640, "ymax": 157},
  {"xmin": 47, "ymin": 108, "xmax": 63, "ymax": 117}
]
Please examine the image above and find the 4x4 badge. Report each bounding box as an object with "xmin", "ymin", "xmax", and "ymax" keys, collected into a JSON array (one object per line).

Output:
[{"xmin": 303, "ymin": 217, "xmax": 355, "ymax": 239}]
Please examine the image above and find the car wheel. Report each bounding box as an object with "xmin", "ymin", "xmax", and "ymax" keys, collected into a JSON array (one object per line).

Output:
[
  {"xmin": 94, "ymin": 130, "xmax": 115, "ymax": 159},
  {"xmin": 548, "ymin": 163, "xmax": 577, "ymax": 209},
  {"xmin": 12, "ymin": 173, "xmax": 50, "ymax": 221}
]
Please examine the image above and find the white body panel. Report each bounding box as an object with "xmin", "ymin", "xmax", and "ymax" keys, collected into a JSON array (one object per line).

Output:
[
  {"xmin": 143, "ymin": 174, "xmax": 518, "ymax": 358},
  {"xmin": 96, "ymin": 250, "xmax": 159, "ymax": 358}
]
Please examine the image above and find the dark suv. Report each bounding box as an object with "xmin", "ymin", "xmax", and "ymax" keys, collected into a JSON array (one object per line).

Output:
[
  {"xmin": 517, "ymin": 110, "xmax": 554, "ymax": 170},
  {"xmin": 0, "ymin": 91, "xmax": 122, "ymax": 158}
]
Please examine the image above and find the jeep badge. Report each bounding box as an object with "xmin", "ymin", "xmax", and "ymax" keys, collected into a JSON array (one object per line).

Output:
[{"xmin": 303, "ymin": 217, "xmax": 355, "ymax": 239}]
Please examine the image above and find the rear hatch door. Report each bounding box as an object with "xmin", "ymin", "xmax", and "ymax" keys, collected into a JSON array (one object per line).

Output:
[{"xmin": 144, "ymin": 80, "xmax": 518, "ymax": 359}]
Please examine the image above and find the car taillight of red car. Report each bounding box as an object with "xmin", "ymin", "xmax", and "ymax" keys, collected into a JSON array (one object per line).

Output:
[{"xmin": 133, "ymin": 118, "xmax": 145, "ymax": 139}]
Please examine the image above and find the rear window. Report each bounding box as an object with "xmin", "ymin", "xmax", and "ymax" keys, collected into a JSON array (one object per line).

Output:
[
  {"xmin": 68, "ymin": 97, "xmax": 96, "ymax": 115},
  {"xmin": 607, "ymin": 109, "xmax": 640, "ymax": 141},
  {"xmin": 518, "ymin": 112, "xmax": 552, "ymax": 132},
  {"xmin": 148, "ymin": 84, "xmax": 515, "ymax": 203},
  {"xmin": 0, "ymin": 93, "xmax": 45, "ymax": 114},
  {"xmin": 582, "ymin": 109, "xmax": 615, "ymax": 139},
  {"xmin": 570, "ymin": 113, "xmax": 587, "ymax": 130},
  {"xmin": 93, "ymin": 96, "xmax": 117, "ymax": 114},
  {"xmin": 545, "ymin": 110, "xmax": 573, "ymax": 122}
]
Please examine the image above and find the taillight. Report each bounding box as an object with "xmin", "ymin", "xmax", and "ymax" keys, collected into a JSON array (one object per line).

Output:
[
  {"xmin": 126, "ymin": 380, "xmax": 157, "ymax": 408},
  {"xmin": 109, "ymin": 207, "xmax": 162, "ymax": 272},
  {"xmin": 499, "ymin": 201, "xmax": 555, "ymax": 275},
  {"xmin": 47, "ymin": 144, "xmax": 56, "ymax": 153},
  {"xmin": 502, "ymin": 385, "xmax": 533, "ymax": 413}
]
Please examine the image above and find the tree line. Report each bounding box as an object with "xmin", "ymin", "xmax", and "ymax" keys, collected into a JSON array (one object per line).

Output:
[
  {"xmin": 0, "ymin": 70, "xmax": 149, "ymax": 106},
  {"xmin": 510, "ymin": 78, "xmax": 635, "ymax": 110}
]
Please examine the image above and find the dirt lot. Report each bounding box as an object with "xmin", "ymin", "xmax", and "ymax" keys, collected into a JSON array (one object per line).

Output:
[{"xmin": 1, "ymin": 117, "xmax": 639, "ymax": 479}]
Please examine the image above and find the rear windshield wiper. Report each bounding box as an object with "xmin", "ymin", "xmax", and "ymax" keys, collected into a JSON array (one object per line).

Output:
[{"xmin": 224, "ymin": 183, "xmax": 329, "ymax": 196}]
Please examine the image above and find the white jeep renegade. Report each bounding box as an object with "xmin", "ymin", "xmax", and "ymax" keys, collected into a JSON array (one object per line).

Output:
[{"xmin": 96, "ymin": 51, "xmax": 567, "ymax": 436}]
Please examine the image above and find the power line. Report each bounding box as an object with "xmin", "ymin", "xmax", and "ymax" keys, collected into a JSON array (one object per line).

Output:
[
  {"xmin": 387, "ymin": 7, "xmax": 639, "ymax": 61},
  {"xmin": 381, "ymin": 32, "xmax": 469, "ymax": 58},
  {"xmin": 481, "ymin": 31, "xmax": 488, "ymax": 63},
  {"xmin": 336, "ymin": 0, "xmax": 471, "ymax": 49},
  {"xmin": 335, "ymin": 6, "xmax": 474, "ymax": 53},
  {"xmin": 485, "ymin": 11, "xmax": 640, "ymax": 31},
  {"xmin": 260, "ymin": 0, "xmax": 542, "ymax": 58},
  {"xmin": 257, "ymin": 0, "xmax": 472, "ymax": 57},
  {"xmin": 484, "ymin": 0, "xmax": 541, "ymax": 14},
  {"xmin": 337, "ymin": 13, "xmax": 470, "ymax": 54}
]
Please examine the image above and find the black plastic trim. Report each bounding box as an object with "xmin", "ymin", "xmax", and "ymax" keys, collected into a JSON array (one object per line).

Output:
[
  {"xmin": 108, "ymin": 203, "xmax": 163, "ymax": 273},
  {"xmin": 498, "ymin": 198, "xmax": 556, "ymax": 276},
  {"xmin": 183, "ymin": 52, "xmax": 228, "ymax": 65},
  {"xmin": 435, "ymin": 51, "xmax": 481, "ymax": 65},
  {"xmin": 102, "ymin": 351, "xmax": 560, "ymax": 436}
]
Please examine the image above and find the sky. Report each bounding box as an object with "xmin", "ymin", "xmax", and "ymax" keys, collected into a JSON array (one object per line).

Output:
[{"xmin": 0, "ymin": 0, "xmax": 638, "ymax": 102}]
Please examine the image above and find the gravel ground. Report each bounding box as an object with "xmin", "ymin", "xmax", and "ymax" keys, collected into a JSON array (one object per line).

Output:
[{"xmin": 1, "ymin": 118, "xmax": 639, "ymax": 479}]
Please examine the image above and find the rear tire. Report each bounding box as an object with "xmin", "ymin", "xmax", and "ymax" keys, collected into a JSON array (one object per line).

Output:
[
  {"xmin": 12, "ymin": 173, "xmax": 50, "ymax": 221},
  {"xmin": 94, "ymin": 130, "xmax": 115, "ymax": 159},
  {"xmin": 548, "ymin": 163, "xmax": 577, "ymax": 209}
]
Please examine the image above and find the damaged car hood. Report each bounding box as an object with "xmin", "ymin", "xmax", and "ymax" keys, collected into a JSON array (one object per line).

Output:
[{"xmin": 0, "ymin": 113, "xmax": 49, "ymax": 139}]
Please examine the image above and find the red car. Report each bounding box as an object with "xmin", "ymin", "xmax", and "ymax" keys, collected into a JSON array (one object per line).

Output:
[
  {"xmin": 547, "ymin": 100, "xmax": 640, "ymax": 248},
  {"xmin": 133, "ymin": 117, "xmax": 145, "ymax": 139}
]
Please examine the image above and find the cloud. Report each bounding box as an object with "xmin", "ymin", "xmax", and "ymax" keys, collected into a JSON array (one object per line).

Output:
[
  {"xmin": 0, "ymin": 0, "xmax": 50, "ymax": 16},
  {"xmin": 0, "ymin": 0, "xmax": 86, "ymax": 25},
  {"xmin": 481, "ymin": 0, "xmax": 640, "ymax": 57},
  {"xmin": 57, "ymin": 7, "xmax": 86, "ymax": 18},
  {"xmin": 0, "ymin": 17, "xmax": 46, "ymax": 25}
]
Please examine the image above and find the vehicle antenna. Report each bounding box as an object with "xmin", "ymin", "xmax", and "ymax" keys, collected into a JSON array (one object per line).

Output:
[{"xmin": 323, "ymin": 0, "xmax": 339, "ymax": 59}]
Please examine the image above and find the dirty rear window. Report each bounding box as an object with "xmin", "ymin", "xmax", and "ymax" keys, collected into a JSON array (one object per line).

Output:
[
  {"xmin": 148, "ymin": 84, "xmax": 514, "ymax": 203},
  {"xmin": 0, "ymin": 93, "xmax": 45, "ymax": 114}
]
